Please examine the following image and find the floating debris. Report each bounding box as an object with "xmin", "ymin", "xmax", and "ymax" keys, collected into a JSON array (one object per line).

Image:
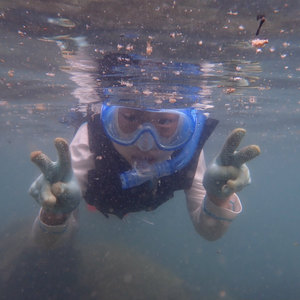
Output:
[
  {"xmin": 7, "ymin": 69, "xmax": 14, "ymax": 77},
  {"xmin": 224, "ymin": 88, "xmax": 236, "ymax": 94},
  {"xmin": 251, "ymin": 38, "xmax": 269, "ymax": 48},
  {"xmin": 47, "ymin": 17, "xmax": 76, "ymax": 28},
  {"xmin": 146, "ymin": 41, "xmax": 153, "ymax": 55},
  {"xmin": 126, "ymin": 44, "xmax": 134, "ymax": 51},
  {"xmin": 256, "ymin": 14, "xmax": 266, "ymax": 36},
  {"xmin": 0, "ymin": 100, "xmax": 9, "ymax": 107},
  {"xmin": 45, "ymin": 72, "xmax": 55, "ymax": 77},
  {"xmin": 227, "ymin": 11, "xmax": 238, "ymax": 16},
  {"xmin": 34, "ymin": 103, "xmax": 46, "ymax": 111}
]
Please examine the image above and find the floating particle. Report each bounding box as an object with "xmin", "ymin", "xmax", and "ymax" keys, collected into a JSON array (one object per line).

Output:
[
  {"xmin": 126, "ymin": 44, "xmax": 134, "ymax": 51},
  {"xmin": 251, "ymin": 38, "xmax": 269, "ymax": 47},
  {"xmin": 143, "ymin": 89, "xmax": 152, "ymax": 95},
  {"xmin": 227, "ymin": 11, "xmax": 238, "ymax": 15},
  {"xmin": 0, "ymin": 100, "xmax": 9, "ymax": 107},
  {"xmin": 198, "ymin": 40, "xmax": 203, "ymax": 46},
  {"xmin": 8, "ymin": 69, "xmax": 14, "ymax": 77},
  {"xmin": 224, "ymin": 88, "xmax": 236, "ymax": 94},
  {"xmin": 46, "ymin": 72, "xmax": 55, "ymax": 77},
  {"xmin": 233, "ymin": 76, "xmax": 242, "ymax": 81},
  {"xmin": 282, "ymin": 42, "xmax": 290, "ymax": 48},
  {"xmin": 169, "ymin": 98, "xmax": 177, "ymax": 103},
  {"xmin": 47, "ymin": 17, "xmax": 76, "ymax": 28},
  {"xmin": 154, "ymin": 99, "xmax": 163, "ymax": 104},
  {"xmin": 120, "ymin": 80, "xmax": 133, "ymax": 87},
  {"xmin": 146, "ymin": 41, "xmax": 153, "ymax": 55},
  {"xmin": 35, "ymin": 103, "xmax": 46, "ymax": 111},
  {"xmin": 18, "ymin": 30, "xmax": 27, "ymax": 37},
  {"xmin": 269, "ymin": 47, "xmax": 275, "ymax": 53}
]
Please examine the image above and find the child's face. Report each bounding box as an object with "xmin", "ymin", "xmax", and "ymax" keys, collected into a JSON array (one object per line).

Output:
[{"xmin": 112, "ymin": 107, "xmax": 178, "ymax": 165}]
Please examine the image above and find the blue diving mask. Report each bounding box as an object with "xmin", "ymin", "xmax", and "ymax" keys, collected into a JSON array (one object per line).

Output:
[
  {"xmin": 101, "ymin": 104, "xmax": 198, "ymax": 151},
  {"xmin": 101, "ymin": 104, "xmax": 207, "ymax": 189}
]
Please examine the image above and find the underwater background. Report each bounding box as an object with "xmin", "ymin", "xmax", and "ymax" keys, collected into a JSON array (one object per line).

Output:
[{"xmin": 0, "ymin": 1, "xmax": 299, "ymax": 299}]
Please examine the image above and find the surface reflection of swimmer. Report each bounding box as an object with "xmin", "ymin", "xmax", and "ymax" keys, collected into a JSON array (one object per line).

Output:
[{"xmin": 29, "ymin": 53, "xmax": 260, "ymax": 247}]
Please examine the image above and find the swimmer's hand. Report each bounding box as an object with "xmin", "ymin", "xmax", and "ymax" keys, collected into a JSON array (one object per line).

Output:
[
  {"xmin": 203, "ymin": 128, "xmax": 260, "ymax": 206},
  {"xmin": 29, "ymin": 138, "xmax": 81, "ymax": 223}
]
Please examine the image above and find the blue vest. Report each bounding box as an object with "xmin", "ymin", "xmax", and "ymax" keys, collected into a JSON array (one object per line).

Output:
[{"xmin": 84, "ymin": 113, "xmax": 218, "ymax": 218}]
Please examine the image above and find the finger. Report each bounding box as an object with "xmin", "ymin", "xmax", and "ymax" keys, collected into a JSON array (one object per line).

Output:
[
  {"xmin": 54, "ymin": 138, "xmax": 72, "ymax": 181},
  {"xmin": 41, "ymin": 182, "xmax": 57, "ymax": 207},
  {"xmin": 233, "ymin": 145, "xmax": 261, "ymax": 167},
  {"xmin": 221, "ymin": 183, "xmax": 235, "ymax": 198},
  {"xmin": 224, "ymin": 165, "xmax": 251, "ymax": 193},
  {"xmin": 51, "ymin": 181, "xmax": 81, "ymax": 213},
  {"xmin": 219, "ymin": 128, "xmax": 246, "ymax": 166},
  {"xmin": 30, "ymin": 151, "xmax": 56, "ymax": 181},
  {"xmin": 51, "ymin": 181, "xmax": 67, "ymax": 198}
]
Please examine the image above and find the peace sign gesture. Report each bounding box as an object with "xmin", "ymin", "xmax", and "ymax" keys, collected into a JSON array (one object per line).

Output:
[
  {"xmin": 203, "ymin": 128, "xmax": 260, "ymax": 201},
  {"xmin": 29, "ymin": 138, "xmax": 81, "ymax": 214}
]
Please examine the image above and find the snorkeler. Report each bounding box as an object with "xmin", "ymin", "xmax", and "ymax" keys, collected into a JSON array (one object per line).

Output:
[{"xmin": 29, "ymin": 53, "xmax": 260, "ymax": 246}]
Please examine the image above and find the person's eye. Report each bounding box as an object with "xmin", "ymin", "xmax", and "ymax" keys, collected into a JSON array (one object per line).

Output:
[
  {"xmin": 121, "ymin": 113, "xmax": 138, "ymax": 122},
  {"xmin": 158, "ymin": 118, "xmax": 173, "ymax": 125}
]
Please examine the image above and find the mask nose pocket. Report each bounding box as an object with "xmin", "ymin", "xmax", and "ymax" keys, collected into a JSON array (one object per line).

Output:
[{"xmin": 136, "ymin": 132, "xmax": 155, "ymax": 151}]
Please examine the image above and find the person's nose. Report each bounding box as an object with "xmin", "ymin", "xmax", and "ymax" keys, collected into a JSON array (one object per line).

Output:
[{"xmin": 136, "ymin": 132, "xmax": 155, "ymax": 152}]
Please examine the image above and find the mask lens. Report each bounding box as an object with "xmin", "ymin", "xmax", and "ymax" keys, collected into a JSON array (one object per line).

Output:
[
  {"xmin": 117, "ymin": 108, "xmax": 179, "ymax": 138},
  {"xmin": 101, "ymin": 105, "xmax": 197, "ymax": 150}
]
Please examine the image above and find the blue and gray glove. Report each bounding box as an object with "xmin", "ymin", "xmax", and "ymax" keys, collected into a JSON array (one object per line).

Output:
[
  {"xmin": 29, "ymin": 138, "xmax": 81, "ymax": 215},
  {"xmin": 203, "ymin": 128, "xmax": 260, "ymax": 201}
]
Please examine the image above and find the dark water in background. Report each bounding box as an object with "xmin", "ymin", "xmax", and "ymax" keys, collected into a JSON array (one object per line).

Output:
[{"xmin": 0, "ymin": 1, "xmax": 300, "ymax": 299}]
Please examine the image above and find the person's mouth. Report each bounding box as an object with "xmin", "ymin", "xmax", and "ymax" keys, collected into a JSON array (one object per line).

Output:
[{"xmin": 132, "ymin": 155, "xmax": 157, "ymax": 164}]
